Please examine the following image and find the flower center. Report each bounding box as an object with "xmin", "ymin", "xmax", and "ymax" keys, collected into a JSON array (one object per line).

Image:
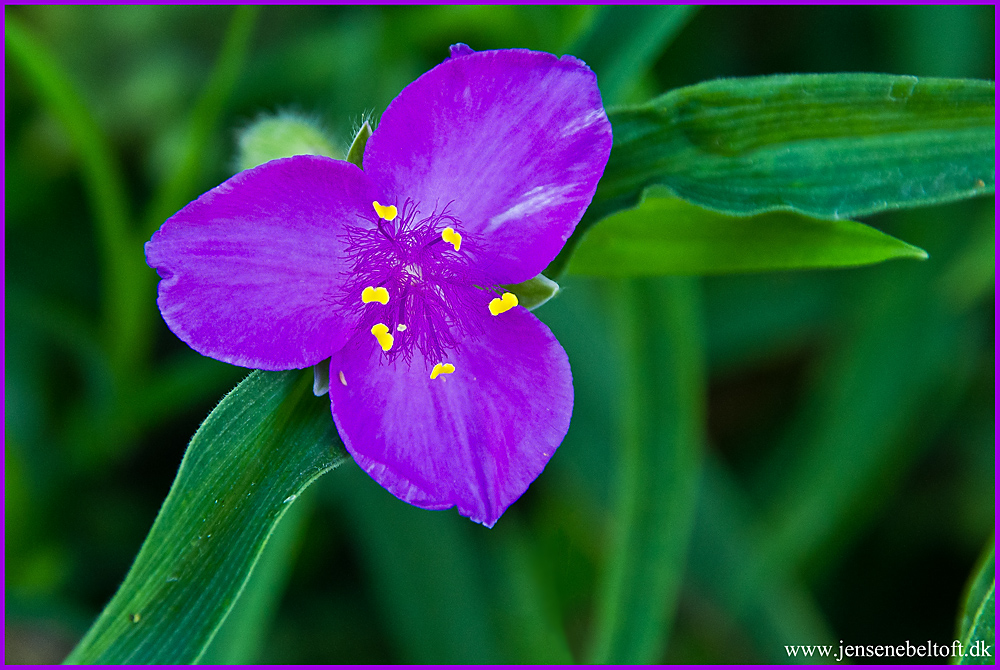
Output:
[{"xmin": 338, "ymin": 199, "xmax": 502, "ymax": 372}]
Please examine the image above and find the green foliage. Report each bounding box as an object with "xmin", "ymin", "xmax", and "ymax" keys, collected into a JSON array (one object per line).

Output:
[
  {"xmin": 549, "ymin": 74, "xmax": 994, "ymax": 275},
  {"xmin": 606, "ymin": 74, "xmax": 993, "ymax": 218},
  {"xmin": 65, "ymin": 370, "xmax": 347, "ymax": 663},
  {"xmin": 588, "ymin": 278, "xmax": 704, "ymax": 663},
  {"xmin": 568, "ymin": 196, "xmax": 927, "ymax": 276},
  {"xmin": 956, "ymin": 542, "xmax": 995, "ymax": 665},
  {"xmin": 5, "ymin": 5, "xmax": 994, "ymax": 666},
  {"xmin": 142, "ymin": 6, "xmax": 260, "ymax": 237},
  {"xmin": 755, "ymin": 215, "xmax": 979, "ymax": 572},
  {"xmin": 939, "ymin": 205, "xmax": 996, "ymax": 310},
  {"xmin": 199, "ymin": 487, "xmax": 319, "ymax": 664},
  {"xmin": 5, "ymin": 13, "xmax": 139, "ymax": 377}
]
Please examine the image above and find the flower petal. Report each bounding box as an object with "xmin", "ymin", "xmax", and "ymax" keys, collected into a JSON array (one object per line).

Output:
[
  {"xmin": 448, "ymin": 43, "xmax": 476, "ymax": 59},
  {"xmin": 365, "ymin": 48, "xmax": 613, "ymax": 284},
  {"xmin": 146, "ymin": 156, "xmax": 381, "ymax": 370},
  {"xmin": 328, "ymin": 308, "xmax": 573, "ymax": 527}
]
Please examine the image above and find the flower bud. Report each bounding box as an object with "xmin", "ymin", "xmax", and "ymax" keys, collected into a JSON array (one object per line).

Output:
[{"xmin": 236, "ymin": 113, "xmax": 339, "ymax": 171}]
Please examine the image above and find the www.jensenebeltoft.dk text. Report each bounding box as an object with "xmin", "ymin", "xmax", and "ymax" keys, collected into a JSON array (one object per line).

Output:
[{"xmin": 785, "ymin": 639, "xmax": 992, "ymax": 662}]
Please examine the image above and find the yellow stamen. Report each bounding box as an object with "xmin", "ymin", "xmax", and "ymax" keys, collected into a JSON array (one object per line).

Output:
[
  {"xmin": 396, "ymin": 324, "xmax": 407, "ymax": 332},
  {"xmin": 430, "ymin": 362, "xmax": 456, "ymax": 380},
  {"xmin": 361, "ymin": 286, "xmax": 390, "ymax": 304},
  {"xmin": 488, "ymin": 291, "xmax": 518, "ymax": 316},
  {"xmin": 442, "ymin": 227, "xmax": 462, "ymax": 251},
  {"xmin": 370, "ymin": 323, "xmax": 394, "ymax": 351},
  {"xmin": 338, "ymin": 370, "xmax": 347, "ymax": 386},
  {"xmin": 373, "ymin": 201, "xmax": 397, "ymax": 221}
]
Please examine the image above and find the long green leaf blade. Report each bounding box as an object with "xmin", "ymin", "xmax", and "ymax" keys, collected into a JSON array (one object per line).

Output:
[
  {"xmin": 589, "ymin": 278, "xmax": 705, "ymax": 663},
  {"xmin": 65, "ymin": 369, "xmax": 347, "ymax": 664},
  {"xmin": 600, "ymin": 74, "xmax": 994, "ymax": 219},
  {"xmin": 567, "ymin": 196, "xmax": 927, "ymax": 276},
  {"xmin": 957, "ymin": 542, "xmax": 995, "ymax": 665},
  {"xmin": 198, "ymin": 487, "xmax": 318, "ymax": 664},
  {"xmin": 550, "ymin": 74, "xmax": 993, "ymax": 276}
]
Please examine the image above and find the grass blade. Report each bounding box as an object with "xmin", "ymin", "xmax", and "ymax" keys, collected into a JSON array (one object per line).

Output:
[
  {"xmin": 956, "ymin": 541, "xmax": 995, "ymax": 664},
  {"xmin": 550, "ymin": 75, "xmax": 993, "ymax": 275},
  {"xmin": 64, "ymin": 369, "xmax": 347, "ymax": 664},
  {"xmin": 589, "ymin": 277, "xmax": 705, "ymax": 663},
  {"xmin": 568, "ymin": 196, "xmax": 927, "ymax": 276}
]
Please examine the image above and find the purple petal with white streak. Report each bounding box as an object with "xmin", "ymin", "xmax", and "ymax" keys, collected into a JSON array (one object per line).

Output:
[{"xmin": 365, "ymin": 48, "xmax": 613, "ymax": 284}]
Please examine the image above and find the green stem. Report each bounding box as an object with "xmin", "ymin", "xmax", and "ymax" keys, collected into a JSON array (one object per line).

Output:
[{"xmin": 588, "ymin": 277, "xmax": 705, "ymax": 663}]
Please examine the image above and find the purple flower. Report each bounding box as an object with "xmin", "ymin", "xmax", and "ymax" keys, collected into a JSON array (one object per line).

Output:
[{"xmin": 145, "ymin": 45, "xmax": 612, "ymax": 526}]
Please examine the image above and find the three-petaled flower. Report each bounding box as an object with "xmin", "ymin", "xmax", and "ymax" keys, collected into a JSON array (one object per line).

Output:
[{"xmin": 145, "ymin": 44, "xmax": 612, "ymax": 526}]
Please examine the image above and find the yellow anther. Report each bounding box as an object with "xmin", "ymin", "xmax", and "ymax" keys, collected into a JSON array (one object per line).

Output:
[
  {"xmin": 370, "ymin": 323, "xmax": 394, "ymax": 352},
  {"xmin": 338, "ymin": 370, "xmax": 347, "ymax": 386},
  {"xmin": 430, "ymin": 362, "xmax": 456, "ymax": 380},
  {"xmin": 361, "ymin": 286, "xmax": 390, "ymax": 304},
  {"xmin": 442, "ymin": 227, "xmax": 462, "ymax": 251},
  {"xmin": 488, "ymin": 291, "xmax": 518, "ymax": 316},
  {"xmin": 373, "ymin": 201, "xmax": 398, "ymax": 221},
  {"xmin": 396, "ymin": 324, "xmax": 407, "ymax": 332}
]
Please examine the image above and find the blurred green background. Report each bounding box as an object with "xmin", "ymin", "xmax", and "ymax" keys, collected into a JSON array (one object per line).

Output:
[{"xmin": 5, "ymin": 5, "xmax": 994, "ymax": 664}]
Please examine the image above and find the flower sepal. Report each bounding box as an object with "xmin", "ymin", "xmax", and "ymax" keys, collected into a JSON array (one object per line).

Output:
[
  {"xmin": 502, "ymin": 274, "xmax": 560, "ymax": 311},
  {"xmin": 346, "ymin": 120, "xmax": 372, "ymax": 169}
]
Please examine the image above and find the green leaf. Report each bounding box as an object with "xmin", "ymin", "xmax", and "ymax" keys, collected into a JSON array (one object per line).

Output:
[
  {"xmin": 567, "ymin": 196, "xmax": 928, "ymax": 276},
  {"xmin": 200, "ymin": 486, "xmax": 318, "ymax": 664},
  {"xmin": 549, "ymin": 74, "xmax": 993, "ymax": 276},
  {"xmin": 957, "ymin": 541, "xmax": 995, "ymax": 665},
  {"xmin": 602, "ymin": 74, "xmax": 993, "ymax": 219},
  {"xmin": 567, "ymin": 5, "xmax": 697, "ymax": 106},
  {"xmin": 588, "ymin": 278, "xmax": 704, "ymax": 663},
  {"xmin": 502, "ymin": 274, "xmax": 560, "ymax": 311},
  {"xmin": 65, "ymin": 369, "xmax": 347, "ymax": 664}
]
